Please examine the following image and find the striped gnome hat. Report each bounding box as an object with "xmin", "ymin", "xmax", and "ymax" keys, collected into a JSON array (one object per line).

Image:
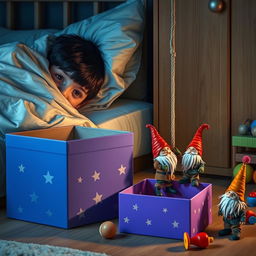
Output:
[
  {"xmin": 186, "ymin": 123, "xmax": 210, "ymax": 156},
  {"xmin": 146, "ymin": 124, "xmax": 171, "ymax": 158},
  {"xmin": 226, "ymin": 155, "xmax": 250, "ymax": 202}
]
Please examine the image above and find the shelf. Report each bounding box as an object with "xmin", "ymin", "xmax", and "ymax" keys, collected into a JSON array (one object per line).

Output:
[{"xmin": 232, "ymin": 135, "xmax": 256, "ymax": 148}]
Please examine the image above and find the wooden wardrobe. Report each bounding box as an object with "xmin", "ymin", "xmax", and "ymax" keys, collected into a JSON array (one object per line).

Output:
[{"xmin": 153, "ymin": 0, "xmax": 256, "ymax": 176}]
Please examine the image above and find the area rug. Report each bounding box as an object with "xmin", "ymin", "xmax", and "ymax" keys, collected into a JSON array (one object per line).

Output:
[{"xmin": 0, "ymin": 239, "xmax": 109, "ymax": 256}]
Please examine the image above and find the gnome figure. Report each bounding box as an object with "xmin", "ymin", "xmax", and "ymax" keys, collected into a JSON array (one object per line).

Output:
[
  {"xmin": 218, "ymin": 156, "xmax": 249, "ymax": 240},
  {"xmin": 179, "ymin": 124, "xmax": 210, "ymax": 187},
  {"xmin": 146, "ymin": 124, "xmax": 181, "ymax": 196}
]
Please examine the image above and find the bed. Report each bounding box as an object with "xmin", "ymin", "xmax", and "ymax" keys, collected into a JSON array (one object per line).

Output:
[{"xmin": 0, "ymin": 0, "xmax": 153, "ymax": 197}]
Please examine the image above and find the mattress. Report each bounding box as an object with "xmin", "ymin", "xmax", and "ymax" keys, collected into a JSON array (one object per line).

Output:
[{"xmin": 82, "ymin": 99, "xmax": 153, "ymax": 158}]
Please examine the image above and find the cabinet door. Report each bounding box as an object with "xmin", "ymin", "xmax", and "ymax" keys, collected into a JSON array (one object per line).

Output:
[
  {"xmin": 175, "ymin": 0, "xmax": 231, "ymax": 173},
  {"xmin": 232, "ymin": 0, "xmax": 256, "ymax": 136}
]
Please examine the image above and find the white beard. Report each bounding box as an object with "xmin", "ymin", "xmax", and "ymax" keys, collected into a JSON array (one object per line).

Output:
[
  {"xmin": 218, "ymin": 191, "xmax": 247, "ymax": 218},
  {"xmin": 154, "ymin": 151, "xmax": 177, "ymax": 176},
  {"xmin": 182, "ymin": 151, "xmax": 203, "ymax": 171}
]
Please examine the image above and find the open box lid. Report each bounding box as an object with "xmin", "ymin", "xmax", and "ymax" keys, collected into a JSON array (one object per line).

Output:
[{"xmin": 6, "ymin": 126, "xmax": 133, "ymax": 154}]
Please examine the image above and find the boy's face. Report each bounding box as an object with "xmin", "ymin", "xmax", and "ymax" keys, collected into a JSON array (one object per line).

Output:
[{"xmin": 50, "ymin": 65, "xmax": 88, "ymax": 109}]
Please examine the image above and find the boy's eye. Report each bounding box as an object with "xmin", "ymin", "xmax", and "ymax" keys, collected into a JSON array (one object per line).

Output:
[
  {"xmin": 55, "ymin": 74, "xmax": 63, "ymax": 81},
  {"xmin": 72, "ymin": 89, "xmax": 83, "ymax": 98}
]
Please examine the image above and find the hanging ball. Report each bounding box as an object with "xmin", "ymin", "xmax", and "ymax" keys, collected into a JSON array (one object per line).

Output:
[
  {"xmin": 208, "ymin": 0, "xmax": 224, "ymax": 12},
  {"xmin": 99, "ymin": 221, "xmax": 117, "ymax": 239}
]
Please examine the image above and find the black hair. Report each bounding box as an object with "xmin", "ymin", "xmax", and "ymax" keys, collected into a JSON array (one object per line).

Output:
[{"xmin": 47, "ymin": 34, "xmax": 105, "ymax": 107}]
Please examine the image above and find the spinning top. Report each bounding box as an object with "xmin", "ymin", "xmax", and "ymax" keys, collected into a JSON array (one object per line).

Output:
[
  {"xmin": 184, "ymin": 232, "xmax": 214, "ymax": 250},
  {"xmin": 99, "ymin": 221, "xmax": 117, "ymax": 239}
]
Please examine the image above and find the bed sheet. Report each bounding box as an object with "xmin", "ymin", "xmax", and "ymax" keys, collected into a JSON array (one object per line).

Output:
[
  {"xmin": 82, "ymin": 99, "xmax": 153, "ymax": 158},
  {"xmin": 0, "ymin": 43, "xmax": 95, "ymax": 197}
]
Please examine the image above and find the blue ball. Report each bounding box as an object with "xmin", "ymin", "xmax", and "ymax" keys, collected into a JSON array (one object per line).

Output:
[{"xmin": 251, "ymin": 120, "xmax": 256, "ymax": 129}]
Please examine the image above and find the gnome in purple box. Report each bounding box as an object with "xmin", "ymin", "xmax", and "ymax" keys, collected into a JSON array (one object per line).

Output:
[
  {"xmin": 146, "ymin": 124, "xmax": 181, "ymax": 196},
  {"xmin": 179, "ymin": 123, "xmax": 210, "ymax": 187},
  {"xmin": 218, "ymin": 156, "xmax": 249, "ymax": 240}
]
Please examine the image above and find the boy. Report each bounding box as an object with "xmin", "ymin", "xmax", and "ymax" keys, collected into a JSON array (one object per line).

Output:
[{"xmin": 47, "ymin": 34, "xmax": 105, "ymax": 109}]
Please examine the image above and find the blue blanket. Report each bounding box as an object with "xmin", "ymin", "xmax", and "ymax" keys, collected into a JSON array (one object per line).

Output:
[{"xmin": 0, "ymin": 43, "xmax": 96, "ymax": 196}]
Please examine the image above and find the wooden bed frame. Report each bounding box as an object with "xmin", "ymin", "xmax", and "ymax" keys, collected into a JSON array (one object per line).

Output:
[{"xmin": 0, "ymin": 0, "xmax": 153, "ymax": 172}]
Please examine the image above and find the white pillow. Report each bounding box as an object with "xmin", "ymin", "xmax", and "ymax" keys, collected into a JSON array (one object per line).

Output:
[{"xmin": 32, "ymin": 0, "xmax": 145, "ymax": 111}]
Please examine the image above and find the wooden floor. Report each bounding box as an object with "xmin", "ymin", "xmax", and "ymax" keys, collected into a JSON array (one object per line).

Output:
[{"xmin": 0, "ymin": 170, "xmax": 256, "ymax": 256}]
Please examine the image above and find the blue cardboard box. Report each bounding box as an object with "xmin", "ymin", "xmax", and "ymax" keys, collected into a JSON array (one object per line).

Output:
[
  {"xmin": 6, "ymin": 126, "xmax": 133, "ymax": 228},
  {"xmin": 119, "ymin": 179, "xmax": 212, "ymax": 239}
]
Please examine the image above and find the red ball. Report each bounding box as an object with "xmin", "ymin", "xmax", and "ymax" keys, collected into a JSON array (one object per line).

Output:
[{"xmin": 99, "ymin": 221, "xmax": 117, "ymax": 239}]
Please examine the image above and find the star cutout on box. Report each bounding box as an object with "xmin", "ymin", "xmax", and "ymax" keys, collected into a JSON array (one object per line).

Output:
[
  {"xmin": 146, "ymin": 219, "xmax": 152, "ymax": 226},
  {"xmin": 93, "ymin": 192, "xmax": 103, "ymax": 204},
  {"xmin": 172, "ymin": 220, "xmax": 179, "ymax": 228},
  {"xmin": 124, "ymin": 217, "xmax": 130, "ymax": 223},
  {"xmin": 30, "ymin": 192, "xmax": 39, "ymax": 203},
  {"xmin": 77, "ymin": 208, "xmax": 85, "ymax": 219},
  {"xmin": 46, "ymin": 210, "xmax": 53, "ymax": 217},
  {"xmin": 43, "ymin": 171, "xmax": 54, "ymax": 184},
  {"xmin": 18, "ymin": 206, "xmax": 23, "ymax": 213},
  {"xmin": 133, "ymin": 204, "xmax": 139, "ymax": 211},
  {"xmin": 118, "ymin": 164, "xmax": 126, "ymax": 175},
  {"xmin": 92, "ymin": 171, "xmax": 100, "ymax": 182},
  {"xmin": 77, "ymin": 177, "xmax": 83, "ymax": 183},
  {"xmin": 163, "ymin": 208, "xmax": 168, "ymax": 213},
  {"xmin": 18, "ymin": 164, "xmax": 25, "ymax": 173}
]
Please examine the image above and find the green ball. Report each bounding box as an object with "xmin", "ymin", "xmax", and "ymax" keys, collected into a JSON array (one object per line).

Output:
[{"xmin": 233, "ymin": 163, "xmax": 254, "ymax": 183}]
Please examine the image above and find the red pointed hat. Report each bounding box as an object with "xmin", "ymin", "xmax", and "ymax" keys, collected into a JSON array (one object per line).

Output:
[
  {"xmin": 186, "ymin": 123, "xmax": 210, "ymax": 156},
  {"xmin": 146, "ymin": 124, "xmax": 171, "ymax": 158}
]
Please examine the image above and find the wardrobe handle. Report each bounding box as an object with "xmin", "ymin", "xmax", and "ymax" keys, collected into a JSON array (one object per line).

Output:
[{"xmin": 208, "ymin": 0, "xmax": 225, "ymax": 13}]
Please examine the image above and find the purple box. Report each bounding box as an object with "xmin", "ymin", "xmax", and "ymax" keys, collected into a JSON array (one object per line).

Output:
[
  {"xmin": 119, "ymin": 178, "xmax": 212, "ymax": 240},
  {"xmin": 6, "ymin": 126, "xmax": 133, "ymax": 228}
]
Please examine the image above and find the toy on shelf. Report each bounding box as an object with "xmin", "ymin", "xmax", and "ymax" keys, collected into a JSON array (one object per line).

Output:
[
  {"xmin": 218, "ymin": 156, "xmax": 249, "ymax": 240},
  {"xmin": 246, "ymin": 210, "xmax": 256, "ymax": 225},
  {"xmin": 250, "ymin": 120, "xmax": 256, "ymax": 136},
  {"xmin": 247, "ymin": 191, "xmax": 256, "ymax": 207},
  {"xmin": 146, "ymin": 124, "xmax": 181, "ymax": 196},
  {"xmin": 179, "ymin": 124, "xmax": 210, "ymax": 187},
  {"xmin": 232, "ymin": 134, "xmax": 256, "ymax": 167},
  {"xmin": 183, "ymin": 232, "xmax": 214, "ymax": 250},
  {"xmin": 238, "ymin": 119, "xmax": 252, "ymax": 136},
  {"xmin": 99, "ymin": 221, "xmax": 117, "ymax": 239}
]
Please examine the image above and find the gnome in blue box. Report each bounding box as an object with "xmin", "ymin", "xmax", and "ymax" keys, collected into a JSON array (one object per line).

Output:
[
  {"xmin": 218, "ymin": 156, "xmax": 249, "ymax": 240},
  {"xmin": 146, "ymin": 124, "xmax": 181, "ymax": 196},
  {"xmin": 179, "ymin": 124, "xmax": 210, "ymax": 187}
]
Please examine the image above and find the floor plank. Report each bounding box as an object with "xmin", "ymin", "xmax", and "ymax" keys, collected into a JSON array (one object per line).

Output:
[{"xmin": 0, "ymin": 170, "xmax": 256, "ymax": 256}]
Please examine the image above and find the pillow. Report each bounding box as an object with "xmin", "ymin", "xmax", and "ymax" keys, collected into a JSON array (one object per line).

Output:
[
  {"xmin": 0, "ymin": 27, "xmax": 58, "ymax": 46},
  {"xmin": 32, "ymin": 0, "xmax": 145, "ymax": 111}
]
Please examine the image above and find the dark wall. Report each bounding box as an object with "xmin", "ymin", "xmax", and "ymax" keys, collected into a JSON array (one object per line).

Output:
[{"xmin": 0, "ymin": 1, "xmax": 122, "ymax": 29}]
